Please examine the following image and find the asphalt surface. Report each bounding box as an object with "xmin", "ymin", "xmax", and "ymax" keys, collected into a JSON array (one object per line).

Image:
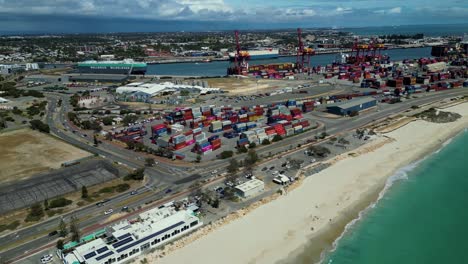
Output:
[{"xmin": 0, "ymin": 88, "xmax": 466, "ymax": 263}]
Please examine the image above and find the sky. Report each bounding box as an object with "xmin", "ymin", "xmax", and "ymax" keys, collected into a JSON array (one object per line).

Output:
[{"xmin": 0, "ymin": 0, "xmax": 467, "ymax": 33}]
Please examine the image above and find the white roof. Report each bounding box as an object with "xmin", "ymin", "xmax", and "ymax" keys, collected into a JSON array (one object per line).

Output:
[
  {"xmin": 116, "ymin": 81, "xmax": 220, "ymax": 96},
  {"xmin": 67, "ymin": 207, "xmax": 199, "ymax": 264},
  {"xmin": 0, "ymin": 97, "xmax": 9, "ymax": 103},
  {"xmin": 235, "ymin": 179, "xmax": 264, "ymax": 193}
]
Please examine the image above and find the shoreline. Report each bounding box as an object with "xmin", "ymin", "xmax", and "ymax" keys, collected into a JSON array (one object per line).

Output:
[
  {"xmin": 286, "ymin": 124, "xmax": 468, "ymax": 264},
  {"xmin": 134, "ymin": 102, "xmax": 468, "ymax": 264},
  {"xmin": 145, "ymin": 46, "xmax": 428, "ymax": 65}
]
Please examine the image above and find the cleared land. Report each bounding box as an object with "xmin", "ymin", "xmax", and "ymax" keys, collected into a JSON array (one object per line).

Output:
[
  {"xmin": 0, "ymin": 128, "xmax": 91, "ymax": 183},
  {"xmin": 205, "ymin": 77, "xmax": 314, "ymax": 94}
]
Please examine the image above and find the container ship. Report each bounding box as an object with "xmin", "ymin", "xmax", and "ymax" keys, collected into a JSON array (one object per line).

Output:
[
  {"xmin": 229, "ymin": 48, "xmax": 279, "ymax": 61},
  {"xmin": 77, "ymin": 59, "xmax": 147, "ymax": 74}
]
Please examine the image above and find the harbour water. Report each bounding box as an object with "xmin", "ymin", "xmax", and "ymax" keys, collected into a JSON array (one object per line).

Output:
[
  {"xmin": 319, "ymin": 129, "xmax": 468, "ymax": 264},
  {"xmin": 146, "ymin": 47, "xmax": 431, "ymax": 76}
]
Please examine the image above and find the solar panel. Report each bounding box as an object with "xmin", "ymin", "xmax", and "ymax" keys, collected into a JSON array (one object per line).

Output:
[
  {"xmin": 113, "ymin": 237, "xmax": 134, "ymax": 248},
  {"xmin": 95, "ymin": 251, "xmax": 114, "ymax": 261},
  {"xmin": 96, "ymin": 246, "xmax": 109, "ymax": 254},
  {"xmin": 116, "ymin": 221, "xmax": 185, "ymax": 253},
  {"xmin": 117, "ymin": 233, "xmax": 131, "ymax": 240},
  {"xmin": 84, "ymin": 251, "xmax": 97, "ymax": 259}
]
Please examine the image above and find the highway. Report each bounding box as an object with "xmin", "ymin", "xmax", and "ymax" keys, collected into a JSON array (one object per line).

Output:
[{"xmin": 0, "ymin": 88, "xmax": 466, "ymax": 263}]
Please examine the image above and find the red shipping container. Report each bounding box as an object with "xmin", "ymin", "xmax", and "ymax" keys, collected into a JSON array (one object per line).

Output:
[{"xmin": 212, "ymin": 144, "xmax": 221, "ymax": 150}]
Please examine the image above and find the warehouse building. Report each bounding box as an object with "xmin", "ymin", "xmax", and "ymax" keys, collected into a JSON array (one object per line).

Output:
[
  {"xmin": 60, "ymin": 206, "xmax": 202, "ymax": 264},
  {"xmin": 235, "ymin": 178, "xmax": 265, "ymax": 198},
  {"xmin": 326, "ymin": 97, "xmax": 377, "ymax": 116}
]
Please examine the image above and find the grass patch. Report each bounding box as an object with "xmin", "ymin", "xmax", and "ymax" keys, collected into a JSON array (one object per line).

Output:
[
  {"xmin": 0, "ymin": 220, "xmax": 20, "ymax": 233},
  {"xmin": 98, "ymin": 183, "xmax": 130, "ymax": 194},
  {"xmin": 46, "ymin": 209, "xmax": 64, "ymax": 217}
]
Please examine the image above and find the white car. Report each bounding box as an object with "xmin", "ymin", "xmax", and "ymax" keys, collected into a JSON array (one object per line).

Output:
[
  {"xmin": 40, "ymin": 254, "xmax": 53, "ymax": 263},
  {"xmin": 104, "ymin": 209, "xmax": 113, "ymax": 215},
  {"xmin": 310, "ymin": 159, "xmax": 316, "ymax": 163}
]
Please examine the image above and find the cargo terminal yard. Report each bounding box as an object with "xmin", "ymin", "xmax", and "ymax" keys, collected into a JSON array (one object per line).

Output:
[{"xmin": 0, "ymin": 31, "xmax": 467, "ymax": 264}]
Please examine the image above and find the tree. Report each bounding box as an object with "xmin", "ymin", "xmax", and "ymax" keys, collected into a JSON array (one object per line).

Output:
[
  {"xmin": 261, "ymin": 138, "xmax": 270, "ymax": 145},
  {"xmin": 237, "ymin": 145, "xmax": 248, "ymax": 154},
  {"xmin": 70, "ymin": 216, "xmax": 80, "ymax": 242},
  {"xmin": 145, "ymin": 157, "xmax": 155, "ymax": 167},
  {"xmin": 244, "ymin": 149, "xmax": 259, "ymax": 166},
  {"xmin": 44, "ymin": 199, "xmax": 49, "ymax": 211},
  {"xmin": 212, "ymin": 199, "xmax": 220, "ymax": 208},
  {"xmin": 56, "ymin": 239, "xmax": 64, "ymax": 250},
  {"xmin": 122, "ymin": 115, "xmax": 138, "ymax": 126},
  {"xmin": 58, "ymin": 218, "xmax": 68, "ymax": 237},
  {"xmin": 272, "ymin": 134, "xmax": 282, "ymax": 142},
  {"xmin": 349, "ymin": 110, "xmax": 359, "ymax": 117},
  {"xmin": 93, "ymin": 135, "xmax": 99, "ymax": 146},
  {"xmin": 25, "ymin": 203, "xmax": 44, "ymax": 222},
  {"xmin": 195, "ymin": 155, "xmax": 202, "ymax": 163},
  {"xmin": 180, "ymin": 90, "xmax": 190, "ymax": 96},
  {"xmin": 248, "ymin": 142, "xmax": 256, "ymax": 149},
  {"xmin": 81, "ymin": 186, "xmax": 88, "ymax": 199},
  {"xmin": 126, "ymin": 141, "xmax": 135, "ymax": 149},
  {"xmin": 124, "ymin": 168, "xmax": 145, "ymax": 181},
  {"xmin": 219, "ymin": 150, "xmax": 234, "ymax": 159},
  {"xmin": 29, "ymin": 120, "xmax": 50, "ymax": 133},
  {"xmin": 307, "ymin": 145, "xmax": 331, "ymax": 158},
  {"xmin": 227, "ymin": 159, "xmax": 239, "ymax": 173},
  {"xmin": 102, "ymin": 116, "xmax": 114, "ymax": 126}
]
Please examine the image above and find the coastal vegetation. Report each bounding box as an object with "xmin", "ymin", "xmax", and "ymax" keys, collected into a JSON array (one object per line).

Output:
[{"xmin": 415, "ymin": 108, "xmax": 461, "ymax": 123}]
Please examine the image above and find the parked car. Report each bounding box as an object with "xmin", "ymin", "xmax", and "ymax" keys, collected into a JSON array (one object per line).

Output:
[
  {"xmin": 48, "ymin": 230, "xmax": 58, "ymax": 237},
  {"xmin": 40, "ymin": 254, "xmax": 53, "ymax": 263}
]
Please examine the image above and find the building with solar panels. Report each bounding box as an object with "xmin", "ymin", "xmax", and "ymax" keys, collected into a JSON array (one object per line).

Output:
[{"xmin": 61, "ymin": 204, "xmax": 202, "ymax": 264}]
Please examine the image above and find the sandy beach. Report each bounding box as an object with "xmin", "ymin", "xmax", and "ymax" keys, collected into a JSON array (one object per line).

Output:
[{"xmin": 137, "ymin": 102, "xmax": 468, "ymax": 264}]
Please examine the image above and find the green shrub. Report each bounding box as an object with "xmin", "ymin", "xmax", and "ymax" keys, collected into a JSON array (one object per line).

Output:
[{"xmin": 49, "ymin": 197, "xmax": 73, "ymax": 208}]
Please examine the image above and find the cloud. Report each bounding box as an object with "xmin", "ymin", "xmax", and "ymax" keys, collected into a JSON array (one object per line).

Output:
[
  {"xmin": 0, "ymin": 0, "xmax": 467, "ymax": 32},
  {"xmin": 373, "ymin": 6, "xmax": 401, "ymax": 15}
]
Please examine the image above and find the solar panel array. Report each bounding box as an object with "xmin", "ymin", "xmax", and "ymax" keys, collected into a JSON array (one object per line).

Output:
[{"xmin": 117, "ymin": 221, "xmax": 185, "ymax": 253}]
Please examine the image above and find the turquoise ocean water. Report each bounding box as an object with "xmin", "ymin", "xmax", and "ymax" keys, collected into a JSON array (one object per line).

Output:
[{"xmin": 322, "ymin": 128, "xmax": 468, "ymax": 264}]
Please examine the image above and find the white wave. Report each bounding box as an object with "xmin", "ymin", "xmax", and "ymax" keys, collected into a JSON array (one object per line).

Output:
[
  {"xmin": 321, "ymin": 165, "xmax": 414, "ymax": 263},
  {"xmin": 319, "ymin": 137, "xmax": 459, "ymax": 264}
]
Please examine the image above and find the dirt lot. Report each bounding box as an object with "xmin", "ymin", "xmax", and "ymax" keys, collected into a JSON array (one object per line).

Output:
[
  {"xmin": 0, "ymin": 128, "xmax": 91, "ymax": 183},
  {"xmin": 204, "ymin": 77, "xmax": 313, "ymax": 94}
]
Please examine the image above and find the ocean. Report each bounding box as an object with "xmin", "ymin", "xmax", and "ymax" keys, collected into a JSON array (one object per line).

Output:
[
  {"xmin": 340, "ymin": 23, "xmax": 468, "ymax": 37},
  {"xmin": 147, "ymin": 47, "xmax": 431, "ymax": 76},
  {"xmin": 319, "ymin": 129, "xmax": 468, "ymax": 264}
]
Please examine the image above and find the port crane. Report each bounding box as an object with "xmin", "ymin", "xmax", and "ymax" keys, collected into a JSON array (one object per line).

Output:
[
  {"xmin": 296, "ymin": 28, "xmax": 315, "ymax": 73},
  {"xmin": 229, "ymin": 30, "xmax": 250, "ymax": 75}
]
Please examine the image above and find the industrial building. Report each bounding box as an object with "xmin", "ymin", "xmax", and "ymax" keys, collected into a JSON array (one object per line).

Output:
[
  {"xmin": 235, "ymin": 178, "xmax": 265, "ymax": 198},
  {"xmin": 60, "ymin": 205, "xmax": 202, "ymax": 264},
  {"xmin": 0, "ymin": 63, "xmax": 39, "ymax": 75},
  {"xmin": 326, "ymin": 97, "xmax": 377, "ymax": 116},
  {"xmin": 116, "ymin": 81, "xmax": 220, "ymax": 101}
]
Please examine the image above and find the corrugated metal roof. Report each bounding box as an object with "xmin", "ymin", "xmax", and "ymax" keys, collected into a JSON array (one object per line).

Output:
[{"xmin": 327, "ymin": 97, "xmax": 376, "ymax": 109}]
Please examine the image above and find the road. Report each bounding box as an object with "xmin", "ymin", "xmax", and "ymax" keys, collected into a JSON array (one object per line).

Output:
[{"xmin": 0, "ymin": 88, "xmax": 466, "ymax": 263}]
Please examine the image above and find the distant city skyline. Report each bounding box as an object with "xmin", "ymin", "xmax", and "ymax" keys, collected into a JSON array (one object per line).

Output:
[{"xmin": 0, "ymin": 0, "xmax": 467, "ymax": 33}]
